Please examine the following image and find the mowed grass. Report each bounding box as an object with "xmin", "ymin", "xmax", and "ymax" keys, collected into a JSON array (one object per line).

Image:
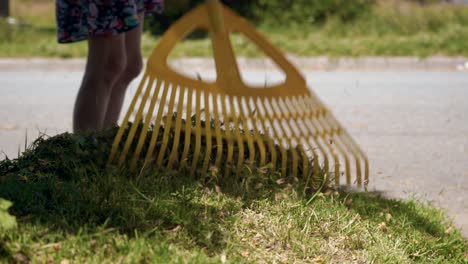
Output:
[
  {"xmin": 0, "ymin": 131, "xmax": 467, "ymax": 263},
  {"xmin": 1, "ymin": 0, "xmax": 468, "ymax": 58}
]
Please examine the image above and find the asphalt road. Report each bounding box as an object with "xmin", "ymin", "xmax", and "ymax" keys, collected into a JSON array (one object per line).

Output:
[{"xmin": 1, "ymin": 67, "xmax": 467, "ymax": 236}]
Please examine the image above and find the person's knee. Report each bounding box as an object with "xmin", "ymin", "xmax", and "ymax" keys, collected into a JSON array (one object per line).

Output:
[
  {"xmin": 102, "ymin": 55, "xmax": 127, "ymax": 85},
  {"xmin": 121, "ymin": 56, "xmax": 143, "ymax": 84}
]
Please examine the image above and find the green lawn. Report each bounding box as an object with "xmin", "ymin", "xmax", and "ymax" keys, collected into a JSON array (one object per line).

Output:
[
  {"xmin": 0, "ymin": 131, "xmax": 467, "ymax": 263},
  {"xmin": 1, "ymin": 0, "xmax": 468, "ymax": 58}
]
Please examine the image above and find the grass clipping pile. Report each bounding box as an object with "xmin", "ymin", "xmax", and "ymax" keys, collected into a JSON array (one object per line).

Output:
[
  {"xmin": 0, "ymin": 129, "xmax": 115, "ymax": 182},
  {"xmin": 0, "ymin": 121, "xmax": 324, "ymax": 190},
  {"xmin": 1, "ymin": 125, "xmax": 467, "ymax": 263},
  {"xmin": 0, "ymin": 122, "xmax": 324, "ymax": 236},
  {"xmin": 114, "ymin": 114, "xmax": 326, "ymax": 185}
]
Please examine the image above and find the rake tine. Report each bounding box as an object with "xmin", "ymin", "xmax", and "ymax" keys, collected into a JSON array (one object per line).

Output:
[
  {"xmin": 300, "ymin": 94, "xmax": 349, "ymax": 184},
  {"xmin": 295, "ymin": 96, "xmax": 334, "ymax": 178},
  {"xmin": 271, "ymin": 98, "xmax": 298, "ymax": 177},
  {"xmin": 201, "ymin": 91, "xmax": 213, "ymax": 174},
  {"xmin": 220, "ymin": 94, "xmax": 234, "ymax": 177},
  {"xmin": 297, "ymin": 144, "xmax": 309, "ymax": 181},
  {"xmin": 319, "ymin": 117, "xmax": 353, "ymax": 185},
  {"xmin": 314, "ymin": 111, "xmax": 344, "ymax": 185},
  {"xmin": 143, "ymin": 81, "xmax": 170, "ymax": 165},
  {"xmin": 283, "ymin": 97, "xmax": 306, "ymax": 178},
  {"xmin": 303, "ymin": 95, "xmax": 360, "ymax": 185},
  {"xmin": 308, "ymin": 141, "xmax": 321, "ymax": 184},
  {"xmin": 328, "ymin": 131, "xmax": 351, "ymax": 185},
  {"xmin": 291, "ymin": 116, "xmax": 312, "ymax": 180},
  {"xmin": 328, "ymin": 115, "xmax": 361, "ymax": 185},
  {"xmin": 290, "ymin": 95, "xmax": 341, "ymax": 184},
  {"xmin": 190, "ymin": 89, "xmax": 203, "ymax": 177},
  {"xmin": 167, "ymin": 86, "xmax": 186, "ymax": 168},
  {"xmin": 212, "ymin": 93, "xmax": 224, "ymax": 169},
  {"xmin": 279, "ymin": 98, "xmax": 308, "ymax": 177},
  {"xmin": 295, "ymin": 96, "xmax": 331, "ymax": 185},
  {"xmin": 259, "ymin": 98, "xmax": 288, "ymax": 177},
  {"xmin": 309, "ymin": 131, "xmax": 331, "ymax": 184},
  {"xmin": 297, "ymin": 103, "xmax": 353, "ymax": 185},
  {"xmin": 130, "ymin": 78, "xmax": 159, "ymax": 167},
  {"xmin": 302, "ymin": 90, "xmax": 361, "ymax": 184},
  {"xmin": 118, "ymin": 76, "xmax": 155, "ymax": 166},
  {"xmin": 272, "ymin": 97, "xmax": 300, "ymax": 178},
  {"xmin": 227, "ymin": 97, "xmax": 245, "ymax": 176},
  {"xmin": 281, "ymin": 96, "xmax": 313, "ymax": 179},
  {"xmin": 237, "ymin": 96, "xmax": 256, "ymax": 165},
  {"xmin": 313, "ymin": 112, "xmax": 344, "ymax": 186},
  {"xmin": 253, "ymin": 97, "xmax": 277, "ymax": 170},
  {"xmin": 157, "ymin": 85, "xmax": 178, "ymax": 166},
  {"xmin": 290, "ymin": 143, "xmax": 299, "ymax": 178},
  {"xmin": 110, "ymin": 73, "xmax": 149, "ymax": 164},
  {"xmin": 348, "ymin": 128, "xmax": 369, "ymax": 185},
  {"xmin": 326, "ymin": 113, "xmax": 369, "ymax": 186},
  {"xmin": 244, "ymin": 97, "xmax": 267, "ymax": 166},
  {"xmin": 288, "ymin": 95, "xmax": 325, "ymax": 183},
  {"xmin": 180, "ymin": 88, "xmax": 194, "ymax": 167}
]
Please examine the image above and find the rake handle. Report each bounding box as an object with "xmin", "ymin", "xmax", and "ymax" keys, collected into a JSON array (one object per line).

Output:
[
  {"xmin": 206, "ymin": 0, "xmax": 225, "ymax": 34},
  {"xmin": 206, "ymin": 0, "xmax": 244, "ymax": 92}
]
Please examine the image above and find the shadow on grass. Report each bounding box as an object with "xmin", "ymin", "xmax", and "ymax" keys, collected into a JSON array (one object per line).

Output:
[
  {"xmin": 0, "ymin": 168, "xmax": 229, "ymax": 251},
  {"xmin": 339, "ymin": 191, "xmax": 447, "ymax": 237},
  {"xmin": 0, "ymin": 169, "xmax": 449, "ymax": 249}
]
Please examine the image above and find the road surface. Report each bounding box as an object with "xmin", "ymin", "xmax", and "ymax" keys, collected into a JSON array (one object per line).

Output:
[{"xmin": 0, "ymin": 64, "xmax": 467, "ymax": 236}]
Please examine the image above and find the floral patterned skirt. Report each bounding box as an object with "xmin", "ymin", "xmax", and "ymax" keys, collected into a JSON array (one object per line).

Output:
[{"xmin": 56, "ymin": 0, "xmax": 164, "ymax": 43}]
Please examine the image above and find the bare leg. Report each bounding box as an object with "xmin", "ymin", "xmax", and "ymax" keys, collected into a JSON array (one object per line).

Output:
[
  {"xmin": 73, "ymin": 35, "xmax": 126, "ymax": 132},
  {"xmin": 103, "ymin": 14, "xmax": 145, "ymax": 128}
]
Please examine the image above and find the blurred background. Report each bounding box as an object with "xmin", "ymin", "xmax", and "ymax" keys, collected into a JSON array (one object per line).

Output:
[{"xmin": 0, "ymin": 0, "xmax": 467, "ymax": 58}]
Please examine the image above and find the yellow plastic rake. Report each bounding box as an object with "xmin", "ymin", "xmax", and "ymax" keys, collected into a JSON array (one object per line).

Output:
[{"xmin": 109, "ymin": 0, "xmax": 369, "ymax": 186}]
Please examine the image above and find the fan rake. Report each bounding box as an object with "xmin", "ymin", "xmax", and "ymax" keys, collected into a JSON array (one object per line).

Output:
[{"xmin": 108, "ymin": 0, "xmax": 369, "ymax": 187}]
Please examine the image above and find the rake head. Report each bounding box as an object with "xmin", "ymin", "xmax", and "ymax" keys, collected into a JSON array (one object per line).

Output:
[{"xmin": 109, "ymin": 0, "xmax": 369, "ymax": 187}]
